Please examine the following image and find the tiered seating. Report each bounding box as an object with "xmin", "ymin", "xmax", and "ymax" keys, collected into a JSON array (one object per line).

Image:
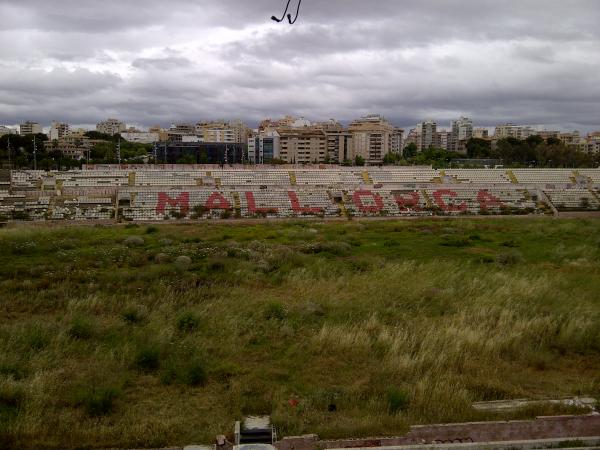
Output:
[
  {"xmin": 578, "ymin": 170, "xmax": 600, "ymax": 183},
  {"xmin": 10, "ymin": 170, "xmax": 46, "ymax": 189},
  {"xmin": 369, "ymin": 169, "xmax": 438, "ymax": 184},
  {"xmin": 423, "ymin": 188, "xmax": 538, "ymax": 214},
  {"xmin": 216, "ymin": 170, "xmax": 290, "ymax": 186},
  {"xmin": 511, "ymin": 169, "xmax": 575, "ymax": 184},
  {"xmin": 294, "ymin": 170, "xmax": 363, "ymax": 186},
  {"xmin": 444, "ymin": 169, "xmax": 512, "ymax": 184},
  {"xmin": 135, "ymin": 171, "xmax": 200, "ymax": 186},
  {"xmin": 57, "ymin": 170, "xmax": 129, "ymax": 187},
  {"xmin": 543, "ymin": 189, "xmax": 600, "ymax": 210},
  {"xmin": 343, "ymin": 189, "xmax": 429, "ymax": 216}
]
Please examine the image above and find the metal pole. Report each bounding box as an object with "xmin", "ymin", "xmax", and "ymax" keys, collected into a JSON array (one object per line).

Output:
[
  {"xmin": 33, "ymin": 136, "xmax": 37, "ymax": 170},
  {"xmin": 7, "ymin": 137, "xmax": 11, "ymax": 170},
  {"xmin": 116, "ymin": 137, "xmax": 121, "ymax": 166}
]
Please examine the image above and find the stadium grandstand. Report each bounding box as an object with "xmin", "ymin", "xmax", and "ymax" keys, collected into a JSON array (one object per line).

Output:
[{"xmin": 1, "ymin": 166, "xmax": 599, "ymax": 222}]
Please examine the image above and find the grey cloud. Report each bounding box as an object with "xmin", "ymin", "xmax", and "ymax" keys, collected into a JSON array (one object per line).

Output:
[{"xmin": 0, "ymin": 0, "xmax": 599, "ymax": 132}]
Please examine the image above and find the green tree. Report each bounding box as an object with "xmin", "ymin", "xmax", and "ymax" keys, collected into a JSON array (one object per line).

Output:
[
  {"xmin": 466, "ymin": 138, "xmax": 492, "ymax": 158},
  {"xmin": 403, "ymin": 142, "xmax": 418, "ymax": 158},
  {"xmin": 354, "ymin": 155, "xmax": 365, "ymax": 166}
]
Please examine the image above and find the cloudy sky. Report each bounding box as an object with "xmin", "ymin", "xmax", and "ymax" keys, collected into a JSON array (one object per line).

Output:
[{"xmin": 1, "ymin": 0, "xmax": 599, "ymax": 132}]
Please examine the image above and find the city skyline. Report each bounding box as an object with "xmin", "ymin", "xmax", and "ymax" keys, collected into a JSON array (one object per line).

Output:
[{"xmin": 0, "ymin": 1, "xmax": 599, "ymax": 132}]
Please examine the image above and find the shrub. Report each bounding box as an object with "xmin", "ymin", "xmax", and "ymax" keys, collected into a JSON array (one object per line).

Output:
[
  {"xmin": 161, "ymin": 357, "xmax": 208, "ymax": 387},
  {"xmin": 207, "ymin": 260, "xmax": 225, "ymax": 273},
  {"xmin": 174, "ymin": 255, "xmax": 192, "ymax": 271},
  {"xmin": 21, "ymin": 323, "xmax": 50, "ymax": 351},
  {"xmin": 74, "ymin": 385, "xmax": 120, "ymax": 417},
  {"xmin": 154, "ymin": 252, "xmax": 170, "ymax": 264},
  {"xmin": 123, "ymin": 236, "xmax": 144, "ymax": 247},
  {"xmin": 496, "ymin": 250, "xmax": 523, "ymax": 265},
  {"xmin": 263, "ymin": 301, "xmax": 287, "ymax": 320},
  {"xmin": 145, "ymin": 226, "xmax": 159, "ymax": 234},
  {"xmin": 134, "ymin": 345, "xmax": 161, "ymax": 371},
  {"xmin": 121, "ymin": 307, "xmax": 143, "ymax": 325},
  {"xmin": 185, "ymin": 360, "xmax": 208, "ymax": 386},
  {"xmin": 177, "ymin": 311, "xmax": 200, "ymax": 333},
  {"xmin": 440, "ymin": 235, "xmax": 471, "ymax": 247},
  {"xmin": 388, "ymin": 387, "xmax": 410, "ymax": 415},
  {"xmin": 68, "ymin": 317, "xmax": 95, "ymax": 340},
  {"xmin": 128, "ymin": 251, "xmax": 148, "ymax": 267}
]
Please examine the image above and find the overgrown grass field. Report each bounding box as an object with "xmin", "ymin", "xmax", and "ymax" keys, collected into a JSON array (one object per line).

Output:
[{"xmin": 0, "ymin": 218, "xmax": 599, "ymax": 449}]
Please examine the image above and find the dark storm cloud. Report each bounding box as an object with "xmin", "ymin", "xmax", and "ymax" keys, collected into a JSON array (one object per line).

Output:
[{"xmin": 0, "ymin": 0, "xmax": 599, "ymax": 131}]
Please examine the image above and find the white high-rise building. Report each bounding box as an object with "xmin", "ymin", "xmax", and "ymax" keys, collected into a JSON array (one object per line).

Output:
[
  {"xmin": 416, "ymin": 120, "xmax": 437, "ymax": 151},
  {"xmin": 451, "ymin": 117, "xmax": 473, "ymax": 153}
]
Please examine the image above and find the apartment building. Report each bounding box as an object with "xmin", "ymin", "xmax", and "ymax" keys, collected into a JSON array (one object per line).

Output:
[
  {"xmin": 195, "ymin": 120, "xmax": 249, "ymax": 143},
  {"xmin": 121, "ymin": 132, "xmax": 160, "ymax": 144},
  {"xmin": 451, "ymin": 117, "xmax": 473, "ymax": 153},
  {"xmin": 494, "ymin": 123, "xmax": 534, "ymax": 140},
  {"xmin": 44, "ymin": 134, "xmax": 92, "ymax": 160},
  {"xmin": 559, "ymin": 131, "xmax": 581, "ymax": 147},
  {"xmin": 19, "ymin": 121, "xmax": 43, "ymax": 135},
  {"xmin": 96, "ymin": 119, "xmax": 126, "ymax": 136},
  {"xmin": 278, "ymin": 127, "xmax": 326, "ymax": 164},
  {"xmin": 437, "ymin": 130, "xmax": 452, "ymax": 151},
  {"xmin": 416, "ymin": 120, "xmax": 437, "ymax": 151},
  {"xmin": 349, "ymin": 115, "xmax": 401, "ymax": 164},
  {"xmin": 49, "ymin": 121, "xmax": 70, "ymax": 141},
  {"xmin": 0, "ymin": 126, "xmax": 17, "ymax": 137},
  {"xmin": 584, "ymin": 133, "xmax": 600, "ymax": 154},
  {"xmin": 473, "ymin": 128, "xmax": 490, "ymax": 139}
]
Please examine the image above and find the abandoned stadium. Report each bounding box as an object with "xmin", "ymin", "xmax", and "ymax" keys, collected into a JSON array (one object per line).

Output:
[{"xmin": 1, "ymin": 166, "xmax": 600, "ymax": 222}]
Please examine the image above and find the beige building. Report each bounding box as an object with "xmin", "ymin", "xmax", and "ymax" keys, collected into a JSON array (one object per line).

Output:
[
  {"xmin": 277, "ymin": 127, "xmax": 327, "ymax": 164},
  {"xmin": 494, "ymin": 123, "xmax": 534, "ymax": 140},
  {"xmin": 473, "ymin": 128, "xmax": 490, "ymax": 139},
  {"xmin": 349, "ymin": 115, "xmax": 402, "ymax": 164},
  {"xmin": 49, "ymin": 121, "xmax": 70, "ymax": 141},
  {"xmin": 97, "ymin": 119, "xmax": 126, "ymax": 136},
  {"xmin": 45, "ymin": 134, "xmax": 91, "ymax": 160},
  {"xmin": 121, "ymin": 132, "xmax": 159, "ymax": 144},
  {"xmin": 437, "ymin": 130, "xmax": 452, "ymax": 151},
  {"xmin": 196, "ymin": 120, "xmax": 249, "ymax": 143},
  {"xmin": 20, "ymin": 121, "xmax": 43, "ymax": 135},
  {"xmin": 559, "ymin": 131, "xmax": 581, "ymax": 147}
]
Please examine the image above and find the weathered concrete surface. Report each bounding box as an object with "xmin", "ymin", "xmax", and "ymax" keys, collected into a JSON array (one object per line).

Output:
[
  {"xmin": 325, "ymin": 437, "xmax": 600, "ymax": 450},
  {"xmin": 472, "ymin": 397, "xmax": 597, "ymax": 413},
  {"xmin": 276, "ymin": 415, "xmax": 600, "ymax": 450}
]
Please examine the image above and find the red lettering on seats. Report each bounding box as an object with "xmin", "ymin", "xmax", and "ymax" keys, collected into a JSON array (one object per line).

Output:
[
  {"xmin": 245, "ymin": 191, "xmax": 278, "ymax": 214},
  {"xmin": 156, "ymin": 192, "xmax": 190, "ymax": 217},
  {"xmin": 477, "ymin": 190, "xmax": 503, "ymax": 210},
  {"xmin": 206, "ymin": 192, "xmax": 231, "ymax": 210},
  {"xmin": 353, "ymin": 190, "xmax": 384, "ymax": 213},
  {"xmin": 433, "ymin": 189, "xmax": 467, "ymax": 212},
  {"xmin": 287, "ymin": 191, "xmax": 323, "ymax": 214},
  {"xmin": 394, "ymin": 192, "xmax": 421, "ymax": 211}
]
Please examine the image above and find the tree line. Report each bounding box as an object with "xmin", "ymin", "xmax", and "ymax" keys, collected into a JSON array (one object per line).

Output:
[{"xmin": 0, "ymin": 132, "xmax": 151, "ymax": 169}]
